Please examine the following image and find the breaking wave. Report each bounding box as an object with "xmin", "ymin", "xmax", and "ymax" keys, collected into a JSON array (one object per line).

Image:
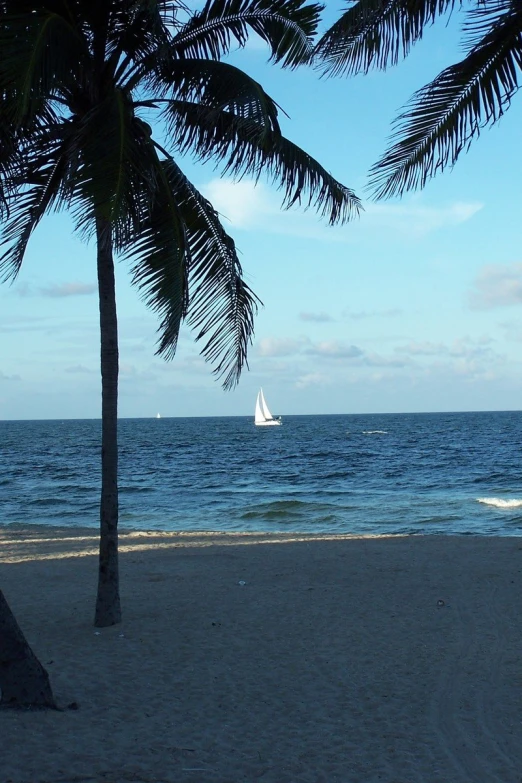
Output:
[{"xmin": 477, "ymin": 497, "xmax": 522, "ymax": 509}]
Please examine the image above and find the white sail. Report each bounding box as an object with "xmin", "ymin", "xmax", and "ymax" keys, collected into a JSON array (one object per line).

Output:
[
  {"xmin": 254, "ymin": 392, "xmax": 265, "ymax": 424},
  {"xmin": 254, "ymin": 388, "xmax": 282, "ymax": 426},
  {"xmin": 259, "ymin": 389, "xmax": 273, "ymax": 419}
]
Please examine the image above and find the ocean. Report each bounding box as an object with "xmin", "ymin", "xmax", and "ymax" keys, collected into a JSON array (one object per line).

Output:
[{"xmin": 1, "ymin": 411, "xmax": 522, "ymax": 536}]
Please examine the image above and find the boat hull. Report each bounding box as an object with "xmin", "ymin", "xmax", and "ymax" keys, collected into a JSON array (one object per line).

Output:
[{"xmin": 255, "ymin": 419, "xmax": 282, "ymax": 426}]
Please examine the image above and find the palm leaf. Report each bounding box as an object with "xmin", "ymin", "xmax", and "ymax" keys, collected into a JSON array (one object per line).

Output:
[
  {"xmin": 369, "ymin": 0, "xmax": 522, "ymax": 198},
  {"xmin": 123, "ymin": 173, "xmax": 189, "ymax": 364},
  {"xmin": 161, "ymin": 158, "xmax": 260, "ymax": 388},
  {"xmin": 164, "ymin": 99, "xmax": 361, "ymax": 223},
  {"xmin": 0, "ymin": 112, "xmax": 21, "ymax": 219},
  {"xmin": 69, "ymin": 91, "xmax": 162, "ymax": 245},
  {"xmin": 106, "ymin": 0, "xmax": 172, "ymax": 66},
  {"xmin": 316, "ymin": 0, "xmax": 456, "ymax": 76},
  {"xmin": 144, "ymin": 58, "xmax": 282, "ymax": 131},
  {"xmin": 123, "ymin": 153, "xmax": 259, "ymax": 388},
  {"xmin": 172, "ymin": 0, "xmax": 321, "ymax": 67},
  {"xmin": 0, "ymin": 9, "xmax": 87, "ymax": 123},
  {"xmin": 0, "ymin": 123, "xmax": 76, "ymax": 281}
]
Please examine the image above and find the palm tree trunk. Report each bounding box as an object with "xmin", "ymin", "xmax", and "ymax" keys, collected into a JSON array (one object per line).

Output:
[
  {"xmin": 0, "ymin": 590, "xmax": 56, "ymax": 708},
  {"xmin": 94, "ymin": 216, "xmax": 121, "ymax": 627}
]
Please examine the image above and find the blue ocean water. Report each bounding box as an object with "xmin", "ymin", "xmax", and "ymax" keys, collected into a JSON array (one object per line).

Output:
[{"xmin": 1, "ymin": 411, "xmax": 522, "ymax": 536}]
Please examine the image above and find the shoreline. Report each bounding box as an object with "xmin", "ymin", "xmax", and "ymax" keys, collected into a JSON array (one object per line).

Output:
[
  {"xmin": 2, "ymin": 527, "xmax": 522, "ymax": 782},
  {"xmin": 2, "ymin": 521, "xmax": 521, "ymax": 562},
  {"xmin": 1, "ymin": 524, "xmax": 410, "ymax": 565}
]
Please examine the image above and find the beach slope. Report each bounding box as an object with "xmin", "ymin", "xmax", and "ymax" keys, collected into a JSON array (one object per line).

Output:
[{"xmin": 1, "ymin": 527, "xmax": 522, "ymax": 783}]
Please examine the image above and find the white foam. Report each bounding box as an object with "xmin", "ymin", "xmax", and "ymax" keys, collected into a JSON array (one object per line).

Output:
[
  {"xmin": 362, "ymin": 430, "xmax": 388, "ymax": 435},
  {"xmin": 477, "ymin": 497, "xmax": 522, "ymax": 509}
]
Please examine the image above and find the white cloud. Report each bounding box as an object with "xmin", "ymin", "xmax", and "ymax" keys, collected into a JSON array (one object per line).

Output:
[
  {"xmin": 499, "ymin": 318, "xmax": 522, "ymax": 341},
  {"xmin": 363, "ymin": 353, "xmax": 410, "ymax": 368},
  {"xmin": 0, "ymin": 315, "xmax": 52, "ymax": 333},
  {"xmin": 65, "ymin": 365, "xmax": 94, "ymax": 374},
  {"xmin": 306, "ymin": 341, "xmax": 363, "ymax": 359},
  {"xmin": 0, "ymin": 370, "xmax": 20, "ymax": 382},
  {"xmin": 448, "ymin": 337, "xmax": 492, "ymax": 358},
  {"xmin": 201, "ymin": 178, "xmax": 271, "ymax": 228},
  {"xmin": 257, "ymin": 337, "xmax": 305, "ymax": 357},
  {"xmin": 252, "ymin": 331, "xmax": 507, "ymax": 395},
  {"xmin": 295, "ymin": 373, "xmax": 331, "ymax": 389},
  {"xmin": 13, "ymin": 281, "xmax": 96, "ymax": 299},
  {"xmin": 200, "ymin": 177, "xmax": 483, "ymax": 242},
  {"xmin": 394, "ymin": 336, "xmax": 502, "ymax": 365},
  {"xmin": 257, "ymin": 336, "xmax": 364, "ymax": 360},
  {"xmin": 13, "ymin": 282, "xmax": 34, "ymax": 297},
  {"xmin": 396, "ymin": 341, "xmax": 447, "ymax": 356},
  {"xmin": 299, "ymin": 311, "xmax": 335, "ymax": 323},
  {"xmin": 363, "ymin": 200, "xmax": 483, "ymax": 237},
  {"xmin": 343, "ymin": 308, "xmax": 402, "ymax": 320},
  {"xmin": 121, "ymin": 362, "xmax": 160, "ymax": 380},
  {"xmin": 469, "ymin": 263, "xmax": 522, "ymax": 309},
  {"xmin": 40, "ymin": 282, "xmax": 97, "ymax": 298},
  {"xmin": 116, "ymin": 364, "xmax": 165, "ymax": 394}
]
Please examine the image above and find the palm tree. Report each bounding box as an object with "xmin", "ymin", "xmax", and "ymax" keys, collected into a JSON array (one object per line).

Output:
[
  {"xmin": 0, "ymin": 589, "xmax": 56, "ymax": 708},
  {"xmin": 316, "ymin": 0, "xmax": 522, "ymax": 198},
  {"xmin": 0, "ymin": 0, "xmax": 360, "ymax": 628}
]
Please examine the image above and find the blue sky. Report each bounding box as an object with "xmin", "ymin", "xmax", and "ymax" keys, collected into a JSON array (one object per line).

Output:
[{"xmin": 2, "ymin": 6, "xmax": 522, "ymax": 420}]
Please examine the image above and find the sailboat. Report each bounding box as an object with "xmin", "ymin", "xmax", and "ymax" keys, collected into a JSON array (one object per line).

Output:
[
  {"xmin": 254, "ymin": 388, "xmax": 282, "ymax": 426},
  {"xmin": 156, "ymin": 413, "xmax": 161, "ymax": 419}
]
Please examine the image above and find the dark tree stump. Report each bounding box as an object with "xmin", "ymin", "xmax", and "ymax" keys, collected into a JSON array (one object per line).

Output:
[{"xmin": 0, "ymin": 589, "xmax": 56, "ymax": 709}]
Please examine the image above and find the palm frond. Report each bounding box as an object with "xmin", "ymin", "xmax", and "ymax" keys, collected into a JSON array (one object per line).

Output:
[
  {"xmin": 0, "ymin": 124, "xmax": 75, "ymax": 281},
  {"xmin": 161, "ymin": 158, "xmax": 260, "ymax": 388},
  {"xmin": 164, "ymin": 100, "xmax": 361, "ymax": 223},
  {"xmin": 120, "ymin": 150, "xmax": 189, "ymax": 365},
  {"xmin": 172, "ymin": 0, "xmax": 321, "ymax": 67},
  {"xmin": 106, "ymin": 0, "xmax": 172, "ymax": 65},
  {"xmin": 316, "ymin": 0, "xmax": 456, "ymax": 76},
  {"xmin": 122, "ymin": 152, "xmax": 259, "ymax": 388},
  {"xmin": 0, "ymin": 114, "xmax": 21, "ymax": 219},
  {"xmin": 69, "ymin": 90, "xmax": 161, "ymax": 243},
  {"xmin": 118, "ymin": 142, "xmax": 190, "ymax": 366},
  {"xmin": 146, "ymin": 58, "xmax": 282, "ymax": 130},
  {"xmin": 0, "ymin": 9, "xmax": 87, "ymax": 123},
  {"xmin": 369, "ymin": 0, "xmax": 522, "ymax": 198},
  {"xmin": 0, "ymin": 0, "xmax": 74, "ymax": 13}
]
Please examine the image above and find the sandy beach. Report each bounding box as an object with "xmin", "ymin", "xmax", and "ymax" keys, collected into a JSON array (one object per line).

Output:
[{"xmin": 1, "ymin": 526, "xmax": 522, "ymax": 783}]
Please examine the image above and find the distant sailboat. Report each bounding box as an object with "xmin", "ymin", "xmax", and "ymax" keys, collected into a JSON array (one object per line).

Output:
[
  {"xmin": 156, "ymin": 413, "xmax": 161, "ymax": 419},
  {"xmin": 254, "ymin": 389, "xmax": 282, "ymax": 426}
]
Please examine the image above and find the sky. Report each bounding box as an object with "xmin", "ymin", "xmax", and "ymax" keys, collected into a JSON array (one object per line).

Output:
[{"xmin": 2, "ymin": 5, "xmax": 522, "ymax": 420}]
